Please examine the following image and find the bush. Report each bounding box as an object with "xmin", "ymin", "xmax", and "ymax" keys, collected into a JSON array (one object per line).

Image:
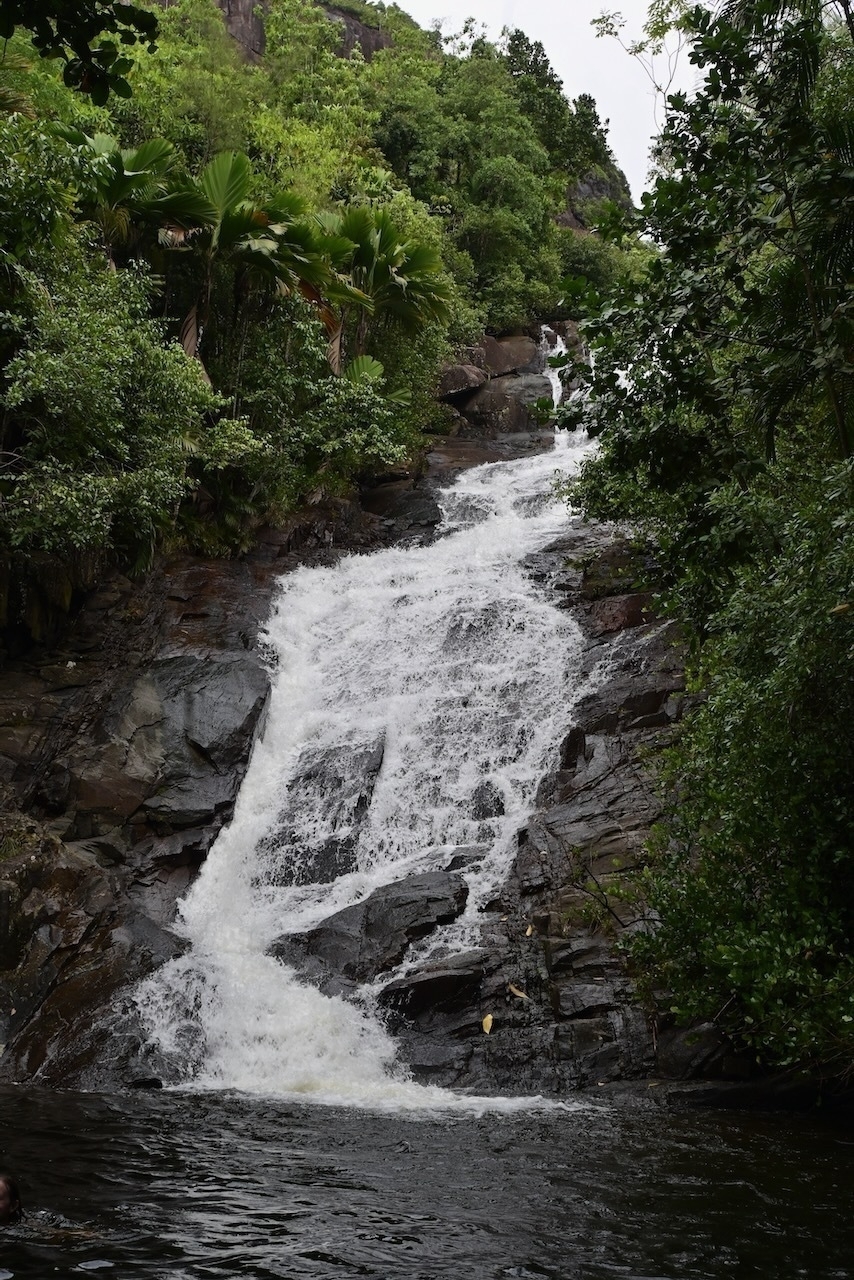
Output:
[
  {"xmin": 1, "ymin": 253, "xmax": 218, "ymax": 564},
  {"xmin": 632, "ymin": 457, "xmax": 854, "ymax": 1071}
]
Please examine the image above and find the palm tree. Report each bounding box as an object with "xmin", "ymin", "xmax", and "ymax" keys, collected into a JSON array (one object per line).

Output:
[
  {"xmin": 52, "ymin": 126, "xmax": 194, "ymax": 267},
  {"xmin": 159, "ymin": 151, "xmax": 361, "ymax": 374},
  {"xmin": 317, "ymin": 206, "xmax": 451, "ymax": 369}
]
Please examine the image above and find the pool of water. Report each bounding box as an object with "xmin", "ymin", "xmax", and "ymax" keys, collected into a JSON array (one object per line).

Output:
[{"xmin": 1, "ymin": 1086, "xmax": 852, "ymax": 1278}]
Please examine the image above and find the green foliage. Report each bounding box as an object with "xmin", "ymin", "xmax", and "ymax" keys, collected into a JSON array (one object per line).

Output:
[
  {"xmin": 0, "ymin": 0, "xmax": 158, "ymax": 102},
  {"xmin": 365, "ymin": 18, "xmax": 627, "ymax": 330},
  {"xmin": 1, "ymin": 254, "xmax": 217, "ymax": 562},
  {"xmin": 186, "ymin": 292, "xmax": 412, "ymax": 550},
  {"xmin": 0, "ymin": 0, "xmax": 629, "ymax": 599},
  {"xmin": 501, "ymin": 30, "xmax": 611, "ymax": 176},
  {"xmin": 634, "ymin": 458, "xmax": 854, "ymax": 1070},
  {"xmin": 105, "ymin": 0, "xmax": 259, "ymax": 167},
  {"xmin": 0, "ymin": 114, "xmax": 79, "ymax": 279},
  {"xmin": 564, "ymin": 0, "xmax": 854, "ymax": 1074}
]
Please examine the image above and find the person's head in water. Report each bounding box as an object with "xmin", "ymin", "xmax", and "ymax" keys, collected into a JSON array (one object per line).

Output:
[{"xmin": 0, "ymin": 1174, "xmax": 22, "ymax": 1225}]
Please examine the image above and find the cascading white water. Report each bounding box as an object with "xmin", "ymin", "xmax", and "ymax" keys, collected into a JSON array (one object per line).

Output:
[{"xmin": 136, "ymin": 354, "xmax": 597, "ymax": 1110}]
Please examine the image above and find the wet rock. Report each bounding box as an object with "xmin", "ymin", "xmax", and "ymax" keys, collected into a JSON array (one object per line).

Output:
[
  {"xmin": 0, "ymin": 497, "xmax": 385, "ymax": 1085},
  {"xmin": 272, "ymin": 871, "xmax": 469, "ymax": 988},
  {"xmin": 500, "ymin": 373, "xmax": 554, "ymax": 406},
  {"xmin": 455, "ymin": 380, "xmax": 533, "ymax": 436},
  {"xmin": 588, "ymin": 592, "xmax": 656, "ymax": 636},
  {"xmin": 211, "ymin": 0, "xmax": 266, "ymax": 57},
  {"xmin": 471, "ymin": 780, "xmax": 505, "ymax": 820},
  {"xmin": 97, "ymin": 652, "xmax": 270, "ymax": 831},
  {"xmin": 209, "ymin": 1, "xmax": 392, "ymax": 62},
  {"xmin": 364, "ymin": 534, "xmax": 686, "ymax": 1095},
  {"xmin": 457, "ymin": 374, "xmax": 553, "ymax": 437},
  {"xmin": 379, "ymin": 948, "xmax": 491, "ymax": 1018},
  {"xmin": 261, "ymin": 736, "xmax": 386, "ymax": 886},
  {"xmin": 482, "ymin": 336, "xmax": 545, "ymax": 377},
  {"xmin": 444, "ymin": 844, "xmax": 488, "ymax": 871},
  {"xmin": 437, "ymin": 364, "xmax": 487, "ymax": 400}
]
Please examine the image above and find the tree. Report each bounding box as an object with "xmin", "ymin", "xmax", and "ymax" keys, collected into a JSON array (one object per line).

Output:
[
  {"xmin": 0, "ymin": 255, "xmax": 218, "ymax": 565},
  {"xmin": 105, "ymin": 0, "xmax": 258, "ymax": 168},
  {"xmin": 561, "ymin": 0, "xmax": 854, "ymax": 1073},
  {"xmin": 317, "ymin": 205, "xmax": 450, "ymax": 366},
  {"xmin": 52, "ymin": 125, "xmax": 181, "ymax": 266},
  {"xmin": 157, "ymin": 150, "xmax": 337, "ymax": 372},
  {"xmin": 0, "ymin": 0, "xmax": 158, "ymax": 102},
  {"xmin": 501, "ymin": 30, "xmax": 611, "ymax": 175}
]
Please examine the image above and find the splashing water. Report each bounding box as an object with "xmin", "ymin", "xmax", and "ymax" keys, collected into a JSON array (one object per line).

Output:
[{"xmin": 135, "ymin": 420, "xmax": 596, "ymax": 1111}]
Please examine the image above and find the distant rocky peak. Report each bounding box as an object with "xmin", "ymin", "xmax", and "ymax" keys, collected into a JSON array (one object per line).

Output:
[{"xmin": 202, "ymin": 0, "xmax": 391, "ymax": 61}]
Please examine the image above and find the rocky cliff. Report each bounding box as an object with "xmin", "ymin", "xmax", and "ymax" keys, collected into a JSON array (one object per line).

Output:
[{"xmin": 194, "ymin": 0, "xmax": 390, "ymax": 61}]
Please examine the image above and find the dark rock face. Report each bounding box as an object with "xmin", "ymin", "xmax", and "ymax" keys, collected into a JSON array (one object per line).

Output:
[
  {"xmin": 214, "ymin": 0, "xmax": 267, "ymax": 57},
  {"xmin": 559, "ymin": 164, "xmax": 633, "ymax": 229},
  {"xmin": 0, "ymin": 438, "xmax": 742, "ymax": 1098},
  {"xmin": 322, "ymin": 5, "xmax": 392, "ymax": 59},
  {"xmin": 69, "ymin": 652, "xmax": 269, "ymax": 834},
  {"xmin": 364, "ymin": 524, "xmax": 735, "ymax": 1095},
  {"xmin": 271, "ymin": 870, "xmax": 468, "ymax": 996},
  {"xmin": 482, "ymin": 336, "xmax": 545, "ymax": 377},
  {"xmin": 202, "ymin": 1, "xmax": 392, "ymax": 62}
]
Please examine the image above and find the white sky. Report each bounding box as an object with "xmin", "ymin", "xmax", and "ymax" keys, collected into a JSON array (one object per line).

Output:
[{"xmin": 395, "ymin": 0, "xmax": 696, "ymax": 200}]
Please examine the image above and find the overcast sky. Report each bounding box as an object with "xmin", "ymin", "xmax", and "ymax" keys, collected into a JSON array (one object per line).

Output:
[{"xmin": 395, "ymin": 0, "xmax": 696, "ymax": 200}]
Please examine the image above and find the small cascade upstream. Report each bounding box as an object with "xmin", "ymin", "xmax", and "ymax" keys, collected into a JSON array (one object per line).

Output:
[{"xmin": 137, "ymin": 347, "xmax": 597, "ymax": 1109}]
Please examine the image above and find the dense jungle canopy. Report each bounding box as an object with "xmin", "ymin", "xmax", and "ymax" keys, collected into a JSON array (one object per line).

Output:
[{"xmin": 0, "ymin": 0, "xmax": 631, "ymax": 575}]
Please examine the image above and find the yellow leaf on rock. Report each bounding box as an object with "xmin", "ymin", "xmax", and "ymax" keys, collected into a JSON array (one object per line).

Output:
[
  {"xmin": 525, "ymin": 924, "xmax": 534, "ymax": 937},
  {"xmin": 508, "ymin": 984, "xmax": 529, "ymax": 1000},
  {"xmin": 482, "ymin": 1013, "xmax": 494, "ymax": 1035}
]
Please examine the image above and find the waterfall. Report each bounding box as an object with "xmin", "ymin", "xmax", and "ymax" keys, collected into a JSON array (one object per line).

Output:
[{"xmin": 135, "ymin": 352, "xmax": 595, "ymax": 1110}]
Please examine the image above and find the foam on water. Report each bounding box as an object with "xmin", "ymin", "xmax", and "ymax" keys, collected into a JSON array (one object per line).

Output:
[{"xmin": 135, "ymin": 406, "xmax": 597, "ymax": 1111}]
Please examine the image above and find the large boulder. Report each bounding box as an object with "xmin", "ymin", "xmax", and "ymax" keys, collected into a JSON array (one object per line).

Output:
[
  {"xmin": 437, "ymin": 364, "xmax": 487, "ymax": 401},
  {"xmin": 67, "ymin": 652, "xmax": 269, "ymax": 834},
  {"xmin": 271, "ymin": 870, "xmax": 469, "ymax": 992},
  {"xmin": 457, "ymin": 374, "xmax": 553, "ymax": 437},
  {"xmin": 501, "ymin": 373, "xmax": 553, "ymax": 406},
  {"xmin": 482, "ymin": 336, "xmax": 545, "ymax": 377}
]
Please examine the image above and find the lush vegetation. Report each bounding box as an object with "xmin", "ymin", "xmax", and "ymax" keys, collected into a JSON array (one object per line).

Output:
[
  {"xmin": 0, "ymin": 0, "xmax": 159, "ymax": 101},
  {"xmin": 0, "ymin": 0, "xmax": 625, "ymax": 618},
  {"xmin": 562, "ymin": 0, "xmax": 854, "ymax": 1076}
]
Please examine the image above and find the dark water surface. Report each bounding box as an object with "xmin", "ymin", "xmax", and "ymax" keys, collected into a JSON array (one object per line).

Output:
[{"xmin": 1, "ymin": 1086, "xmax": 852, "ymax": 1278}]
